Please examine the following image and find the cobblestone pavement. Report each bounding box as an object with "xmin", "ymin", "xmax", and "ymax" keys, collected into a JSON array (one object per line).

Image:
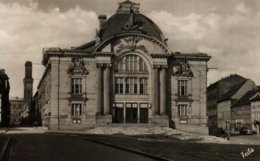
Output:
[{"xmin": 5, "ymin": 134, "xmax": 156, "ymax": 161}]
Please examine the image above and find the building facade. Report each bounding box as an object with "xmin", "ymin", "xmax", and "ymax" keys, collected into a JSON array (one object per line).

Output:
[
  {"xmin": 7, "ymin": 61, "xmax": 35, "ymax": 126},
  {"xmin": 228, "ymin": 88, "xmax": 260, "ymax": 134},
  {"xmin": 216, "ymin": 79, "xmax": 256, "ymax": 131},
  {"xmin": 0, "ymin": 69, "xmax": 10, "ymax": 126},
  {"xmin": 9, "ymin": 97, "xmax": 24, "ymax": 126},
  {"xmin": 207, "ymin": 74, "xmax": 251, "ymax": 133},
  {"xmin": 37, "ymin": 0, "xmax": 211, "ymax": 133},
  {"xmin": 250, "ymin": 91, "xmax": 260, "ymax": 133}
]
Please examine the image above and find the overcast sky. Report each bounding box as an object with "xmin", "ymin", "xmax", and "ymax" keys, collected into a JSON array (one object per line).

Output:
[{"xmin": 0, "ymin": 0, "xmax": 260, "ymax": 97}]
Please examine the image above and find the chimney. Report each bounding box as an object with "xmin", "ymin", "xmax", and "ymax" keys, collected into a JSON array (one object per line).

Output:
[{"xmin": 98, "ymin": 15, "xmax": 107, "ymax": 29}]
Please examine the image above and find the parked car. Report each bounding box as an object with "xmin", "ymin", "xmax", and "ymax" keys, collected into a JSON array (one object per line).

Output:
[{"xmin": 239, "ymin": 127, "xmax": 254, "ymax": 135}]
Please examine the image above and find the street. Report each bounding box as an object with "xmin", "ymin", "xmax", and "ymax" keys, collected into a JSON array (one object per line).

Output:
[
  {"xmin": 4, "ymin": 134, "xmax": 156, "ymax": 161},
  {"xmin": 229, "ymin": 134, "xmax": 260, "ymax": 144},
  {"xmin": 0, "ymin": 132, "xmax": 258, "ymax": 161}
]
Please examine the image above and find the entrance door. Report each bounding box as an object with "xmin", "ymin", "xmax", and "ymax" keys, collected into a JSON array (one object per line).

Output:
[
  {"xmin": 126, "ymin": 103, "xmax": 138, "ymax": 123},
  {"xmin": 113, "ymin": 103, "xmax": 124, "ymax": 123},
  {"xmin": 139, "ymin": 103, "xmax": 149, "ymax": 123},
  {"xmin": 114, "ymin": 108, "xmax": 124, "ymax": 123},
  {"xmin": 140, "ymin": 108, "xmax": 148, "ymax": 123}
]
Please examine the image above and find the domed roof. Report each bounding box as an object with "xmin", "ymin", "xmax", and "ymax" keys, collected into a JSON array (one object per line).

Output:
[{"xmin": 98, "ymin": 0, "xmax": 165, "ymax": 43}]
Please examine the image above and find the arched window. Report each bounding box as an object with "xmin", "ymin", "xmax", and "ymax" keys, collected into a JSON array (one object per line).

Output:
[
  {"xmin": 115, "ymin": 54, "xmax": 148, "ymax": 72},
  {"xmin": 114, "ymin": 54, "xmax": 148, "ymax": 95}
]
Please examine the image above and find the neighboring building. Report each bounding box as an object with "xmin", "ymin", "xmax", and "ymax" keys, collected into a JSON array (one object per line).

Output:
[
  {"xmin": 250, "ymin": 91, "xmax": 260, "ymax": 133},
  {"xmin": 230, "ymin": 88, "xmax": 260, "ymax": 134},
  {"xmin": 7, "ymin": 61, "xmax": 35, "ymax": 126},
  {"xmin": 0, "ymin": 69, "xmax": 10, "ymax": 126},
  {"xmin": 30, "ymin": 92, "xmax": 42, "ymax": 126},
  {"xmin": 9, "ymin": 97, "xmax": 24, "ymax": 126},
  {"xmin": 207, "ymin": 74, "xmax": 248, "ymax": 132},
  {"xmin": 37, "ymin": 0, "xmax": 211, "ymax": 133},
  {"xmin": 216, "ymin": 79, "xmax": 256, "ymax": 131},
  {"xmin": 230, "ymin": 89, "xmax": 256, "ymax": 131}
]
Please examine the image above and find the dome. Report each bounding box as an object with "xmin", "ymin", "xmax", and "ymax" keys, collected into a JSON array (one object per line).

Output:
[{"xmin": 98, "ymin": 1, "xmax": 165, "ymax": 43}]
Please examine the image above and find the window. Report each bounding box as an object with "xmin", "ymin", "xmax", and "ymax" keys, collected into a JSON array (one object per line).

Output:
[
  {"xmin": 71, "ymin": 104, "xmax": 82, "ymax": 116},
  {"xmin": 114, "ymin": 54, "xmax": 149, "ymax": 95},
  {"xmin": 115, "ymin": 77, "xmax": 124, "ymax": 94},
  {"xmin": 140, "ymin": 78, "xmax": 148, "ymax": 94},
  {"xmin": 116, "ymin": 54, "xmax": 148, "ymax": 72},
  {"xmin": 71, "ymin": 78, "xmax": 82, "ymax": 94},
  {"xmin": 178, "ymin": 104, "xmax": 187, "ymax": 116},
  {"xmin": 139, "ymin": 58, "xmax": 147, "ymax": 72},
  {"xmin": 178, "ymin": 80, "xmax": 188, "ymax": 96},
  {"xmin": 126, "ymin": 78, "xmax": 138, "ymax": 94}
]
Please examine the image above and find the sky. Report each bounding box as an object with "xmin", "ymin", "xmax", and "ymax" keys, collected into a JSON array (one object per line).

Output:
[{"xmin": 0, "ymin": 0, "xmax": 260, "ymax": 97}]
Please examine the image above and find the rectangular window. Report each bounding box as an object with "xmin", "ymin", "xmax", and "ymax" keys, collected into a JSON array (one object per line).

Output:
[
  {"xmin": 178, "ymin": 80, "xmax": 188, "ymax": 96},
  {"xmin": 140, "ymin": 78, "xmax": 148, "ymax": 94},
  {"xmin": 117, "ymin": 60, "xmax": 124, "ymax": 71},
  {"xmin": 178, "ymin": 104, "xmax": 187, "ymax": 116},
  {"xmin": 71, "ymin": 103, "xmax": 82, "ymax": 116},
  {"xmin": 125, "ymin": 78, "xmax": 138, "ymax": 94},
  {"xmin": 126, "ymin": 78, "xmax": 130, "ymax": 94},
  {"xmin": 139, "ymin": 59, "xmax": 147, "ymax": 72},
  {"xmin": 115, "ymin": 77, "xmax": 124, "ymax": 94},
  {"xmin": 71, "ymin": 78, "xmax": 82, "ymax": 94}
]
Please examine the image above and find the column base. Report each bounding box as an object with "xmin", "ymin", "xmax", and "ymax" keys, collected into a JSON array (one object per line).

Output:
[
  {"xmin": 151, "ymin": 115, "xmax": 169, "ymax": 127},
  {"xmin": 96, "ymin": 115, "xmax": 112, "ymax": 126},
  {"xmin": 172, "ymin": 118, "xmax": 209, "ymax": 135}
]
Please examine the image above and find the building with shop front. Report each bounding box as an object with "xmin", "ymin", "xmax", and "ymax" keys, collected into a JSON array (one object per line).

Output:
[
  {"xmin": 230, "ymin": 88, "xmax": 260, "ymax": 134},
  {"xmin": 216, "ymin": 78, "xmax": 256, "ymax": 130},
  {"xmin": 250, "ymin": 91, "xmax": 260, "ymax": 133},
  {"xmin": 207, "ymin": 74, "xmax": 253, "ymax": 133},
  {"xmin": 37, "ymin": 0, "xmax": 211, "ymax": 133}
]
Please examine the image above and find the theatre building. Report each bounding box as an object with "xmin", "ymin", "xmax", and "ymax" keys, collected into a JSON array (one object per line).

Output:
[{"xmin": 37, "ymin": 0, "xmax": 211, "ymax": 133}]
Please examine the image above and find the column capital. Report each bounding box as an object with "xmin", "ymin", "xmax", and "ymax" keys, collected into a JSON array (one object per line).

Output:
[
  {"xmin": 153, "ymin": 64, "xmax": 168, "ymax": 70},
  {"xmin": 96, "ymin": 63, "xmax": 112, "ymax": 68}
]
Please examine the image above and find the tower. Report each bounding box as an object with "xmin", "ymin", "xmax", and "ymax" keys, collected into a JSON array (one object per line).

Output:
[{"xmin": 23, "ymin": 61, "xmax": 33, "ymax": 117}]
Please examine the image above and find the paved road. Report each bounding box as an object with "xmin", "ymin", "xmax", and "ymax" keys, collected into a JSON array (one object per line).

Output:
[
  {"xmin": 85, "ymin": 135, "xmax": 260, "ymax": 161},
  {"xmin": 5, "ymin": 134, "xmax": 156, "ymax": 161},
  {"xmin": 229, "ymin": 134, "xmax": 260, "ymax": 144}
]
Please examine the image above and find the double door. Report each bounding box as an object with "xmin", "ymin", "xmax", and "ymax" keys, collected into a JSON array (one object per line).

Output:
[{"xmin": 113, "ymin": 102, "xmax": 148, "ymax": 123}]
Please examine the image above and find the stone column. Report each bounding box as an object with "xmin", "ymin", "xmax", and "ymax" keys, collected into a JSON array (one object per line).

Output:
[
  {"xmin": 103, "ymin": 64, "xmax": 111, "ymax": 115},
  {"xmin": 153, "ymin": 66, "xmax": 159, "ymax": 114},
  {"xmin": 160, "ymin": 66, "xmax": 166, "ymax": 115},
  {"xmin": 96, "ymin": 64, "xmax": 103, "ymax": 114}
]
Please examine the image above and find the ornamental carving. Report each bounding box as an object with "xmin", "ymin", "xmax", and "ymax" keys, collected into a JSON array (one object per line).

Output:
[
  {"xmin": 173, "ymin": 60, "xmax": 193, "ymax": 77},
  {"xmin": 116, "ymin": 36, "xmax": 148, "ymax": 53},
  {"xmin": 67, "ymin": 58, "xmax": 88, "ymax": 75},
  {"xmin": 121, "ymin": 9, "xmax": 144, "ymax": 33}
]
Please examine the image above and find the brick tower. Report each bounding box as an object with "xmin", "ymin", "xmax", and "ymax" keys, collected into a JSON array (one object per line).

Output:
[{"xmin": 23, "ymin": 61, "xmax": 33, "ymax": 117}]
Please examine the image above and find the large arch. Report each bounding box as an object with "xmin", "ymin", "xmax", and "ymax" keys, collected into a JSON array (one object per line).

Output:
[
  {"xmin": 112, "ymin": 50, "xmax": 152, "ymax": 123},
  {"xmin": 94, "ymin": 33, "xmax": 171, "ymax": 54}
]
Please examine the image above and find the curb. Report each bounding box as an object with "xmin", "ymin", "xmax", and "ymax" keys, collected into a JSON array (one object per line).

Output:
[
  {"xmin": 85, "ymin": 139, "xmax": 174, "ymax": 161},
  {"xmin": 0, "ymin": 136, "xmax": 11, "ymax": 161}
]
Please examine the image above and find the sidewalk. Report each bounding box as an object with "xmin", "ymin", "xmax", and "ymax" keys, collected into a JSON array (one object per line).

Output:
[{"xmin": 0, "ymin": 128, "xmax": 8, "ymax": 134}]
